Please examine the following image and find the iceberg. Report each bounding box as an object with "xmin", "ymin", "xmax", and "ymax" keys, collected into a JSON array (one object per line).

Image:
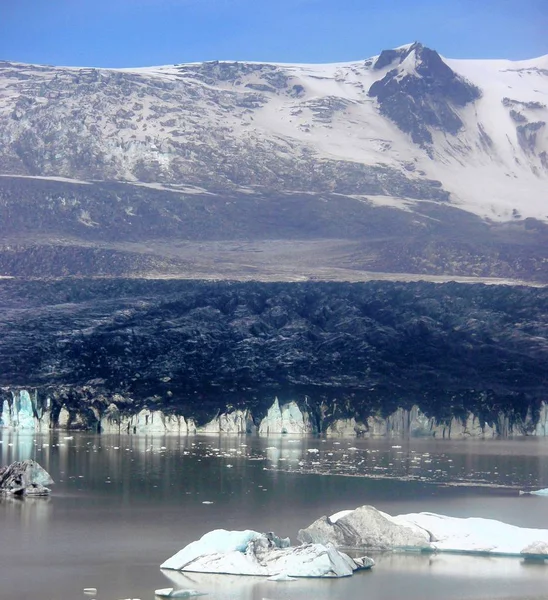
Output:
[
  {"xmin": 0, "ymin": 460, "xmax": 54, "ymax": 496},
  {"xmin": 161, "ymin": 529, "xmax": 374, "ymax": 578},
  {"xmin": 155, "ymin": 588, "xmax": 206, "ymax": 598},
  {"xmin": 520, "ymin": 487, "xmax": 548, "ymax": 496},
  {"xmin": 298, "ymin": 505, "xmax": 548, "ymax": 559},
  {"xmin": 298, "ymin": 505, "xmax": 431, "ymax": 551}
]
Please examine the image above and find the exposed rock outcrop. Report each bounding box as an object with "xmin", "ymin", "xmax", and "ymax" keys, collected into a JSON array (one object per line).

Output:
[{"xmin": 369, "ymin": 43, "xmax": 481, "ymax": 146}]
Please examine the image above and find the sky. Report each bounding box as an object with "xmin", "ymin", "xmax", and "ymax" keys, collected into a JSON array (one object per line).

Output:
[{"xmin": 1, "ymin": 0, "xmax": 547, "ymax": 67}]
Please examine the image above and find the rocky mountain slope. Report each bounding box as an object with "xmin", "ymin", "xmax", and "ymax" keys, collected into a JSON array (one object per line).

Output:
[{"xmin": 1, "ymin": 42, "xmax": 547, "ymax": 280}]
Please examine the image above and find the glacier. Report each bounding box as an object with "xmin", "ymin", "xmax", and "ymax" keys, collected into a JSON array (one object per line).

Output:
[
  {"xmin": 160, "ymin": 529, "xmax": 374, "ymax": 578},
  {"xmin": 1, "ymin": 44, "xmax": 547, "ymax": 224}
]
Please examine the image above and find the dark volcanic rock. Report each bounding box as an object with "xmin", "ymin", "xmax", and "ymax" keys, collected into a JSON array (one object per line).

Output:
[
  {"xmin": 369, "ymin": 43, "xmax": 481, "ymax": 146},
  {"xmin": 373, "ymin": 48, "xmax": 408, "ymax": 70},
  {"xmin": 0, "ymin": 460, "xmax": 54, "ymax": 496},
  {"xmin": 0, "ymin": 279, "xmax": 546, "ymax": 430}
]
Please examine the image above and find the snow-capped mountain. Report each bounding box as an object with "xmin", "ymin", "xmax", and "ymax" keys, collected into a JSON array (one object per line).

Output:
[{"xmin": 0, "ymin": 43, "xmax": 547, "ymax": 280}]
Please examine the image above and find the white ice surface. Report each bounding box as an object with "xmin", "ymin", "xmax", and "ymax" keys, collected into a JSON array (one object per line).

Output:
[
  {"xmin": 399, "ymin": 512, "xmax": 548, "ymax": 555},
  {"xmin": 161, "ymin": 530, "xmax": 261, "ymax": 570},
  {"xmin": 1, "ymin": 49, "xmax": 547, "ymax": 222},
  {"xmin": 161, "ymin": 529, "xmax": 366, "ymax": 577},
  {"xmin": 329, "ymin": 509, "xmax": 548, "ymax": 556},
  {"xmin": 154, "ymin": 588, "xmax": 205, "ymax": 598}
]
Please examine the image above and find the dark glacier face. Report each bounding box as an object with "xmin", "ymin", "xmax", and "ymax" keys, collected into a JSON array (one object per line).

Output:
[{"xmin": 0, "ymin": 278, "xmax": 547, "ymax": 432}]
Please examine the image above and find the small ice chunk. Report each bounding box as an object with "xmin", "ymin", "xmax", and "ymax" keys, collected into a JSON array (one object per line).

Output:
[
  {"xmin": 267, "ymin": 572, "xmax": 297, "ymax": 581},
  {"xmin": 155, "ymin": 588, "xmax": 206, "ymax": 598},
  {"xmin": 521, "ymin": 541, "xmax": 548, "ymax": 556},
  {"xmin": 519, "ymin": 488, "xmax": 548, "ymax": 496}
]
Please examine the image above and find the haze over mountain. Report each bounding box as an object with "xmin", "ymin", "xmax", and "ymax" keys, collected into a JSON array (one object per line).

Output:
[{"xmin": 1, "ymin": 42, "xmax": 547, "ymax": 281}]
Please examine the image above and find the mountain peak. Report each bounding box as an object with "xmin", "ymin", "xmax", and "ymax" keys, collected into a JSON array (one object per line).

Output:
[{"xmin": 373, "ymin": 41, "xmax": 424, "ymax": 70}]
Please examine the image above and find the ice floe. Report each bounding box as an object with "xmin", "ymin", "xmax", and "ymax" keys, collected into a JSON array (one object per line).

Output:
[
  {"xmin": 520, "ymin": 487, "xmax": 548, "ymax": 496},
  {"xmin": 298, "ymin": 505, "xmax": 548, "ymax": 558},
  {"xmin": 161, "ymin": 529, "xmax": 373, "ymax": 578},
  {"xmin": 155, "ymin": 588, "xmax": 206, "ymax": 598}
]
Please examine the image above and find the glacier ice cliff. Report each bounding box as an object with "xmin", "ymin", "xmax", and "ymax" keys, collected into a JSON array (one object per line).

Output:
[
  {"xmin": 1, "ymin": 281, "xmax": 547, "ymax": 439},
  {"xmin": 0, "ymin": 390, "xmax": 50, "ymax": 430},
  {"xmin": 2, "ymin": 390, "xmax": 548, "ymax": 439},
  {"xmin": 258, "ymin": 398, "xmax": 311, "ymax": 435}
]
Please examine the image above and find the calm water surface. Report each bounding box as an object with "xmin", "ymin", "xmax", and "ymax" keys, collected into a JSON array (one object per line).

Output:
[{"xmin": 1, "ymin": 432, "xmax": 547, "ymax": 600}]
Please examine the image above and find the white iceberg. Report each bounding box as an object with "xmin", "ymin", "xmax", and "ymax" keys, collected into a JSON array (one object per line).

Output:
[
  {"xmin": 0, "ymin": 459, "xmax": 54, "ymax": 496},
  {"xmin": 161, "ymin": 529, "xmax": 373, "ymax": 578},
  {"xmin": 154, "ymin": 588, "xmax": 206, "ymax": 598},
  {"xmin": 400, "ymin": 512, "xmax": 548, "ymax": 557},
  {"xmin": 520, "ymin": 487, "xmax": 548, "ymax": 496},
  {"xmin": 298, "ymin": 505, "xmax": 548, "ymax": 559}
]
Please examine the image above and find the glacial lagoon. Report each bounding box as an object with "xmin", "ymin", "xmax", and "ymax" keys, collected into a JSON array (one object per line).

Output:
[{"xmin": 1, "ymin": 432, "xmax": 548, "ymax": 600}]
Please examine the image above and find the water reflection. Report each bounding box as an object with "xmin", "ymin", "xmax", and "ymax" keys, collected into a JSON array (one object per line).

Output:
[
  {"xmin": 0, "ymin": 432, "xmax": 37, "ymax": 463},
  {"xmin": 162, "ymin": 568, "xmax": 370, "ymax": 600},
  {"xmin": 0, "ymin": 495, "xmax": 52, "ymax": 529},
  {"xmin": 2, "ymin": 432, "xmax": 548, "ymax": 504},
  {"xmin": 372, "ymin": 551, "xmax": 546, "ymax": 577},
  {"xmin": 1, "ymin": 431, "xmax": 548, "ymax": 600}
]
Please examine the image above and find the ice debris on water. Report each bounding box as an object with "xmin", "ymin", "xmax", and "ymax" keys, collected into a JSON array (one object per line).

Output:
[
  {"xmin": 267, "ymin": 573, "xmax": 297, "ymax": 581},
  {"xmin": 155, "ymin": 588, "xmax": 206, "ymax": 598},
  {"xmin": 520, "ymin": 487, "xmax": 548, "ymax": 496}
]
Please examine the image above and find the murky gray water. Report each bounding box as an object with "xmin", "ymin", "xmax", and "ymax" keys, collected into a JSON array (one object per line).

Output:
[{"xmin": 1, "ymin": 432, "xmax": 548, "ymax": 600}]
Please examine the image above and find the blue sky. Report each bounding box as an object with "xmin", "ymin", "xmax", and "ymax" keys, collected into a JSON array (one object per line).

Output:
[{"xmin": 1, "ymin": 0, "xmax": 546, "ymax": 67}]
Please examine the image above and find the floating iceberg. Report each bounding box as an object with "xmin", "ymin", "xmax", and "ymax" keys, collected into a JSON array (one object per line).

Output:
[
  {"xmin": 0, "ymin": 460, "xmax": 54, "ymax": 496},
  {"xmin": 161, "ymin": 529, "xmax": 373, "ymax": 578},
  {"xmin": 298, "ymin": 505, "xmax": 548, "ymax": 559},
  {"xmin": 155, "ymin": 588, "xmax": 206, "ymax": 598},
  {"xmin": 520, "ymin": 488, "xmax": 548, "ymax": 497}
]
